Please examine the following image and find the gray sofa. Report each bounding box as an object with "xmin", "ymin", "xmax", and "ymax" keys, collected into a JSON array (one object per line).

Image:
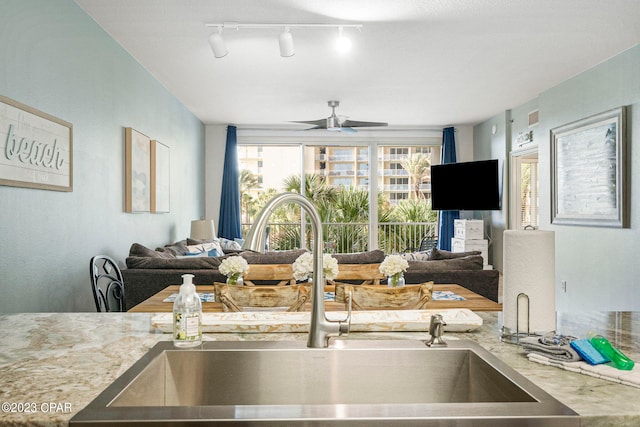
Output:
[{"xmin": 122, "ymin": 240, "xmax": 500, "ymax": 309}]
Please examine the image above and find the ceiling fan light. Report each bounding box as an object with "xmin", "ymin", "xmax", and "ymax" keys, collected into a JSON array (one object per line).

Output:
[
  {"xmin": 326, "ymin": 115, "xmax": 341, "ymax": 130},
  {"xmin": 279, "ymin": 28, "xmax": 295, "ymax": 57},
  {"xmin": 208, "ymin": 31, "xmax": 228, "ymax": 58}
]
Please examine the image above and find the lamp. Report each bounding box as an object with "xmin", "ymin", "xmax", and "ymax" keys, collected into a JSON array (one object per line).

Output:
[
  {"xmin": 208, "ymin": 27, "xmax": 227, "ymax": 58},
  {"xmin": 279, "ymin": 27, "xmax": 295, "ymax": 57},
  {"xmin": 190, "ymin": 219, "xmax": 216, "ymax": 240},
  {"xmin": 205, "ymin": 22, "xmax": 362, "ymax": 58}
]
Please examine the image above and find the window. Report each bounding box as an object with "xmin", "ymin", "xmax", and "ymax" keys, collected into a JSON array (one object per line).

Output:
[
  {"xmin": 389, "ymin": 177, "xmax": 409, "ymax": 191},
  {"xmin": 333, "ymin": 178, "xmax": 353, "ymax": 187},
  {"xmin": 390, "ymin": 192, "xmax": 409, "ymax": 203},
  {"xmin": 510, "ymin": 149, "xmax": 539, "ymax": 229},
  {"xmin": 237, "ymin": 136, "xmax": 440, "ymax": 253}
]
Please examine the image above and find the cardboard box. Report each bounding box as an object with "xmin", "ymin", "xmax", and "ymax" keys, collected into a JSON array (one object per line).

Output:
[
  {"xmin": 454, "ymin": 219, "xmax": 484, "ymax": 240},
  {"xmin": 451, "ymin": 237, "xmax": 489, "ymax": 265}
]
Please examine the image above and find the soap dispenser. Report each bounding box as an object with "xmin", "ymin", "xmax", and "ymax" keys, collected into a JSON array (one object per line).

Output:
[{"xmin": 173, "ymin": 274, "xmax": 202, "ymax": 348}]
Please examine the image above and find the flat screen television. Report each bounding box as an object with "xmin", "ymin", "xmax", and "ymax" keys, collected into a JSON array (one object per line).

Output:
[{"xmin": 430, "ymin": 159, "xmax": 501, "ymax": 211}]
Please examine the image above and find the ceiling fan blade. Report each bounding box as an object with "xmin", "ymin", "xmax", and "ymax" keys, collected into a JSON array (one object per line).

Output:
[
  {"xmin": 341, "ymin": 119, "xmax": 388, "ymax": 128},
  {"xmin": 291, "ymin": 119, "xmax": 328, "ymax": 128},
  {"xmin": 291, "ymin": 102, "xmax": 387, "ymax": 132}
]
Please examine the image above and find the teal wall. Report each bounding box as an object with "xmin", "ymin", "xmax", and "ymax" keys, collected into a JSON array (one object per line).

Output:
[
  {"xmin": 472, "ymin": 111, "xmax": 509, "ymax": 271},
  {"xmin": 540, "ymin": 45, "xmax": 639, "ymax": 312},
  {"xmin": 476, "ymin": 44, "xmax": 640, "ymax": 311},
  {"xmin": 0, "ymin": 0, "xmax": 206, "ymax": 312}
]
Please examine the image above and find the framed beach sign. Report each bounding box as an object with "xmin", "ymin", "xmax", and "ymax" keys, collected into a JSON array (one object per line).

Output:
[
  {"xmin": 125, "ymin": 127, "xmax": 151, "ymax": 213},
  {"xmin": 150, "ymin": 139, "xmax": 170, "ymax": 213},
  {"xmin": 0, "ymin": 95, "xmax": 73, "ymax": 192},
  {"xmin": 551, "ymin": 106, "xmax": 627, "ymax": 228}
]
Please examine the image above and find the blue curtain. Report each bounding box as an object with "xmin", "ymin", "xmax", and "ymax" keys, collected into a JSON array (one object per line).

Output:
[
  {"xmin": 437, "ymin": 127, "xmax": 460, "ymax": 251},
  {"xmin": 218, "ymin": 125, "xmax": 243, "ymax": 240}
]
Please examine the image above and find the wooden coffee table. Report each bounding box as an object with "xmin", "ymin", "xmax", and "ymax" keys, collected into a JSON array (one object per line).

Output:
[{"xmin": 128, "ymin": 284, "xmax": 501, "ymax": 312}]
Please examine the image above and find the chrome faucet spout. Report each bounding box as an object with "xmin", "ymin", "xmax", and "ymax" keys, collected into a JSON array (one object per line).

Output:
[{"xmin": 242, "ymin": 192, "xmax": 348, "ymax": 348}]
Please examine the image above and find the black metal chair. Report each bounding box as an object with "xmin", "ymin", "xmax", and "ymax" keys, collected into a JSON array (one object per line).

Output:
[
  {"xmin": 418, "ymin": 237, "xmax": 438, "ymax": 252},
  {"xmin": 90, "ymin": 255, "xmax": 126, "ymax": 312},
  {"xmin": 404, "ymin": 236, "xmax": 438, "ymax": 253}
]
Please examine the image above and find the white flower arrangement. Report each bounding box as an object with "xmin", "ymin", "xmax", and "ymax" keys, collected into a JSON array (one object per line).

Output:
[
  {"xmin": 379, "ymin": 254, "xmax": 409, "ymax": 277},
  {"xmin": 292, "ymin": 252, "xmax": 339, "ymax": 282},
  {"xmin": 323, "ymin": 254, "xmax": 339, "ymax": 281},
  {"xmin": 219, "ymin": 255, "xmax": 249, "ymax": 279}
]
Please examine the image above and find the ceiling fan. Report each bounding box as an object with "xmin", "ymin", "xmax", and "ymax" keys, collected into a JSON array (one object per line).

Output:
[{"xmin": 293, "ymin": 100, "xmax": 388, "ymax": 133}]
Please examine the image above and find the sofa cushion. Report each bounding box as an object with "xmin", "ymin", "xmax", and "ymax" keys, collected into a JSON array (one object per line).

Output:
[
  {"xmin": 126, "ymin": 256, "xmax": 222, "ymax": 269},
  {"xmin": 333, "ymin": 250, "xmax": 385, "ymax": 264},
  {"xmin": 129, "ymin": 243, "xmax": 176, "ymax": 259},
  {"xmin": 240, "ymin": 249, "xmax": 308, "ymax": 264},
  {"xmin": 408, "ymin": 255, "xmax": 483, "ymax": 272},
  {"xmin": 429, "ymin": 248, "xmax": 481, "ymax": 260}
]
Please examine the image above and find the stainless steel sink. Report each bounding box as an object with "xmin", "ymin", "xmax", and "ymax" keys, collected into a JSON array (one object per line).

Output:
[{"xmin": 71, "ymin": 339, "xmax": 579, "ymax": 426}]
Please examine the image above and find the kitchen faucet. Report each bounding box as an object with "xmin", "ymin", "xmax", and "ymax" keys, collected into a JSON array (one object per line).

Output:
[
  {"xmin": 242, "ymin": 192, "xmax": 351, "ymax": 348},
  {"xmin": 425, "ymin": 313, "xmax": 447, "ymax": 347}
]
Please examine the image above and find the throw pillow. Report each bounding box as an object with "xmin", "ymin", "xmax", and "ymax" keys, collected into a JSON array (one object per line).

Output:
[
  {"xmin": 160, "ymin": 240, "xmax": 188, "ymax": 256},
  {"xmin": 430, "ymin": 248, "xmax": 481, "ymax": 260},
  {"xmin": 129, "ymin": 243, "xmax": 175, "ymax": 259},
  {"xmin": 219, "ymin": 237, "xmax": 242, "ymax": 251},
  {"xmin": 180, "ymin": 248, "xmax": 219, "ymax": 257},
  {"xmin": 400, "ymin": 250, "xmax": 432, "ymax": 262},
  {"xmin": 185, "ymin": 241, "xmax": 225, "ymax": 257}
]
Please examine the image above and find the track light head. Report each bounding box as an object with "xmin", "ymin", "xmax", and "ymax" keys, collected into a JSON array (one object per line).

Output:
[
  {"xmin": 208, "ymin": 28, "xmax": 228, "ymax": 58},
  {"xmin": 279, "ymin": 27, "xmax": 295, "ymax": 57},
  {"xmin": 335, "ymin": 26, "xmax": 352, "ymax": 54}
]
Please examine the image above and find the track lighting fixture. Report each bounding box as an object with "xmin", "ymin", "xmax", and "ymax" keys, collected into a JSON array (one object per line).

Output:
[
  {"xmin": 278, "ymin": 27, "xmax": 295, "ymax": 57},
  {"xmin": 205, "ymin": 22, "xmax": 362, "ymax": 58},
  {"xmin": 208, "ymin": 26, "xmax": 227, "ymax": 58}
]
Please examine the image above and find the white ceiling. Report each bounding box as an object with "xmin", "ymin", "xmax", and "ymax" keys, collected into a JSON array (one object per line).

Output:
[{"xmin": 74, "ymin": 0, "xmax": 640, "ymax": 128}]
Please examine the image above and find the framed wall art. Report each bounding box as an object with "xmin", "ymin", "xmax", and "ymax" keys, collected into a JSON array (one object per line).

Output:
[
  {"xmin": 0, "ymin": 95, "xmax": 73, "ymax": 192},
  {"xmin": 125, "ymin": 127, "xmax": 151, "ymax": 213},
  {"xmin": 551, "ymin": 106, "xmax": 627, "ymax": 228},
  {"xmin": 150, "ymin": 140, "xmax": 170, "ymax": 213}
]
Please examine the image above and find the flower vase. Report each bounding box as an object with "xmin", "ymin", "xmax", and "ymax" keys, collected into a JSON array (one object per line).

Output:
[
  {"xmin": 388, "ymin": 273, "xmax": 405, "ymax": 288},
  {"xmin": 226, "ymin": 274, "xmax": 244, "ymax": 286}
]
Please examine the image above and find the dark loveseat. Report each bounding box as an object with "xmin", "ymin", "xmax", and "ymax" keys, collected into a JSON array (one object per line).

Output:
[{"xmin": 122, "ymin": 241, "xmax": 500, "ymax": 309}]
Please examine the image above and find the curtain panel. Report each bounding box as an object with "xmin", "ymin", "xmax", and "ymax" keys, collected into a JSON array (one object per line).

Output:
[
  {"xmin": 218, "ymin": 125, "xmax": 243, "ymax": 240},
  {"xmin": 437, "ymin": 127, "xmax": 460, "ymax": 251}
]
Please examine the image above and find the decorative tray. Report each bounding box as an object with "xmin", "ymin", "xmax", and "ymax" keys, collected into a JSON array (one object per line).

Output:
[{"xmin": 150, "ymin": 308, "xmax": 483, "ymax": 334}]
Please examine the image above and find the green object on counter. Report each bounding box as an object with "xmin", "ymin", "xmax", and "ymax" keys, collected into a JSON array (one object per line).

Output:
[{"xmin": 589, "ymin": 335, "xmax": 635, "ymax": 371}]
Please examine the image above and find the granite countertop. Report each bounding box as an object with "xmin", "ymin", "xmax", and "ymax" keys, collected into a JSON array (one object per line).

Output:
[{"xmin": 0, "ymin": 311, "xmax": 638, "ymax": 426}]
